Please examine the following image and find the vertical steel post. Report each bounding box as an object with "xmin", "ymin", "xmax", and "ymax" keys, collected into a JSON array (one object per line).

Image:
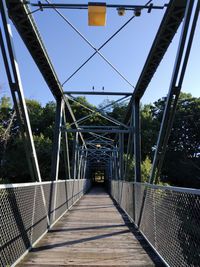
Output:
[
  {"xmin": 81, "ymin": 152, "xmax": 84, "ymax": 179},
  {"xmin": 79, "ymin": 149, "xmax": 84, "ymax": 179},
  {"xmin": 119, "ymin": 133, "xmax": 123, "ymax": 180},
  {"xmin": 133, "ymin": 98, "xmax": 141, "ymax": 183},
  {"xmin": 124, "ymin": 131, "xmax": 130, "ymax": 181},
  {"xmin": 116, "ymin": 143, "xmax": 120, "ymax": 181},
  {"xmin": 137, "ymin": 0, "xmax": 198, "ymax": 230},
  {"xmin": 50, "ymin": 99, "xmax": 63, "ymax": 181},
  {"xmin": 76, "ymin": 146, "xmax": 80, "ymax": 179},
  {"xmin": 72, "ymin": 132, "xmax": 78, "ymax": 179},
  {"xmin": 77, "ymin": 148, "xmax": 82, "ymax": 180},
  {"xmin": 121, "ymin": 133, "xmax": 124, "ymax": 180},
  {"xmin": 124, "ymin": 113, "xmax": 134, "ymax": 181},
  {"xmin": 0, "ymin": 0, "xmax": 41, "ymax": 182},
  {"xmin": 83, "ymin": 150, "xmax": 88, "ymax": 179},
  {"xmin": 50, "ymin": 99, "xmax": 63, "ymax": 221},
  {"xmin": 62, "ymin": 105, "xmax": 71, "ymax": 179},
  {"xmin": 0, "ymin": 1, "xmax": 52, "ymax": 227},
  {"xmin": 149, "ymin": 0, "xmax": 198, "ymax": 184},
  {"xmin": 113, "ymin": 149, "xmax": 117, "ymax": 180}
]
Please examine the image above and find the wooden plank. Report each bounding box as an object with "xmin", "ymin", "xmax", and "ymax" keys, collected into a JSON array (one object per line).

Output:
[{"xmin": 18, "ymin": 186, "xmax": 164, "ymax": 266}]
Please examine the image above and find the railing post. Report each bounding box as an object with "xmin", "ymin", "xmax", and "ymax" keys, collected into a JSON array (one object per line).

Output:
[
  {"xmin": 50, "ymin": 99, "xmax": 63, "ymax": 222},
  {"xmin": 72, "ymin": 132, "xmax": 78, "ymax": 179},
  {"xmin": 119, "ymin": 133, "xmax": 124, "ymax": 180},
  {"xmin": 50, "ymin": 99, "xmax": 63, "ymax": 181},
  {"xmin": 62, "ymin": 104, "xmax": 71, "ymax": 179},
  {"xmin": 133, "ymin": 98, "xmax": 141, "ymax": 183}
]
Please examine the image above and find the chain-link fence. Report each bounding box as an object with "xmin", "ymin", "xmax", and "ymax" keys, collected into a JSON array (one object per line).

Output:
[
  {"xmin": 110, "ymin": 181, "xmax": 200, "ymax": 267},
  {"xmin": 0, "ymin": 179, "xmax": 91, "ymax": 267}
]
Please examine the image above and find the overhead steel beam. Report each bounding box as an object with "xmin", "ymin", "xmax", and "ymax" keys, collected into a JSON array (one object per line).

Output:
[
  {"xmin": 31, "ymin": 3, "xmax": 167, "ymax": 11},
  {"xmin": 149, "ymin": 0, "xmax": 199, "ymax": 184},
  {"xmin": 80, "ymin": 125, "xmax": 123, "ymax": 129},
  {"xmin": 80, "ymin": 149, "xmax": 115, "ymax": 152},
  {"xmin": 64, "ymin": 91, "xmax": 132, "ymax": 96},
  {"xmin": 0, "ymin": 0, "xmax": 42, "ymax": 182},
  {"xmin": 86, "ymin": 140, "xmax": 114, "ymax": 144},
  {"xmin": 6, "ymin": 0, "xmax": 63, "ymax": 100},
  {"xmin": 6, "ymin": 0, "xmax": 86, "ymax": 148},
  {"xmin": 63, "ymin": 128, "xmax": 130, "ymax": 134},
  {"xmin": 86, "ymin": 132, "xmax": 115, "ymax": 142},
  {"xmin": 125, "ymin": 0, "xmax": 187, "ymax": 123}
]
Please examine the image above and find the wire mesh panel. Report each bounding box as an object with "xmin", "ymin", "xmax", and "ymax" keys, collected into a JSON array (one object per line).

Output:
[
  {"xmin": 137, "ymin": 184, "xmax": 200, "ymax": 267},
  {"xmin": 30, "ymin": 185, "xmax": 49, "ymax": 246},
  {"xmin": 111, "ymin": 181, "xmax": 135, "ymax": 221},
  {"xmin": 0, "ymin": 179, "xmax": 91, "ymax": 267},
  {"xmin": 54, "ymin": 182, "xmax": 68, "ymax": 221},
  {"xmin": 0, "ymin": 186, "xmax": 36, "ymax": 266},
  {"xmin": 111, "ymin": 181, "xmax": 200, "ymax": 267}
]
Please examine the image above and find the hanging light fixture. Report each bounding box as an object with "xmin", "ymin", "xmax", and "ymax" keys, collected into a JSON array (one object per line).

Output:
[
  {"xmin": 117, "ymin": 7, "xmax": 125, "ymax": 16},
  {"xmin": 134, "ymin": 8, "xmax": 141, "ymax": 17}
]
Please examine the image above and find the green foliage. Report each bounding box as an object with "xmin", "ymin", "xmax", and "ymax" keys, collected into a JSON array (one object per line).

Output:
[
  {"xmin": 107, "ymin": 101, "xmax": 128, "ymax": 122},
  {"xmin": 34, "ymin": 134, "xmax": 52, "ymax": 180},
  {"xmin": 153, "ymin": 93, "xmax": 200, "ymax": 187},
  {"xmin": 141, "ymin": 156, "xmax": 151, "ymax": 183},
  {"xmin": 26, "ymin": 99, "xmax": 43, "ymax": 135},
  {"xmin": 0, "ymin": 96, "xmax": 11, "ymax": 109},
  {"xmin": 0, "ymin": 92, "xmax": 199, "ymax": 188},
  {"xmin": 1, "ymin": 137, "xmax": 30, "ymax": 182},
  {"xmin": 0, "ymin": 98, "xmax": 56, "ymax": 182},
  {"xmin": 124, "ymin": 155, "xmax": 152, "ymax": 183},
  {"xmin": 141, "ymin": 104, "xmax": 159, "ymax": 161},
  {"xmin": 123, "ymin": 154, "xmax": 134, "ymax": 181}
]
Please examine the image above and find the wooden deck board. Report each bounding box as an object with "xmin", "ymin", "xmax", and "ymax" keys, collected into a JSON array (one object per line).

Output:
[{"xmin": 18, "ymin": 186, "xmax": 163, "ymax": 266}]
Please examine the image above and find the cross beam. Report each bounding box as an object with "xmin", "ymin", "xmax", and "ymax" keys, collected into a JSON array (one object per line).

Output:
[
  {"xmin": 63, "ymin": 128, "xmax": 130, "ymax": 134},
  {"xmin": 31, "ymin": 3, "xmax": 167, "ymax": 11},
  {"xmin": 64, "ymin": 91, "xmax": 133, "ymax": 96}
]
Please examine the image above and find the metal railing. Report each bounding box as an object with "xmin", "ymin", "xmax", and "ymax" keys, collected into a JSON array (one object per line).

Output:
[
  {"xmin": 110, "ymin": 181, "xmax": 200, "ymax": 267},
  {"xmin": 0, "ymin": 179, "xmax": 91, "ymax": 267}
]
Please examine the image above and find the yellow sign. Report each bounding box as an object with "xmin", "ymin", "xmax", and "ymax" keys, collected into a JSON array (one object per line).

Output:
[{"xmin": 88, "ymin": 3, "xmax": 106, "ymax": 26}]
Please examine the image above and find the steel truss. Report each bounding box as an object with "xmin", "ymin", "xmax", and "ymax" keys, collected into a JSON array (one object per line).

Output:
[{"xmin": 0, "ymin": 0, "xmax": 199, "ymax": 217}]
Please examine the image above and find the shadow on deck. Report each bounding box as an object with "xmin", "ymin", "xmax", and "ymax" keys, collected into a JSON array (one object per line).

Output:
[{"xmin": 18, "ymin": 185, "xmax": 164, "ymax": 266}]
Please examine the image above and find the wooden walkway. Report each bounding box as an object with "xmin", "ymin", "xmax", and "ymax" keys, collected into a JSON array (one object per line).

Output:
[{"xmin": 19, "ymin": 186, "xmax": 163, "ymax": 266}]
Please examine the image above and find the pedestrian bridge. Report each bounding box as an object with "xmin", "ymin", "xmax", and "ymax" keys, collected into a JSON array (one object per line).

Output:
[
  {"xmin": 1, "ymin": 180, "xmax": 199, "ymax": 266},
  {"xmin": 0, "ymin": 0, "xmax": 200, "ymax": 266}
]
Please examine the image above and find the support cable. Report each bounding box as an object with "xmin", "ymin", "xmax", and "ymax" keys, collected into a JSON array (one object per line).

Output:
[
  {"xmin": 69, "ymin": 95, "xmax": 130, "ymax": 126},
  {"xmin": 66, "ymin": 94, "xmax": 129, "ymax": 128},
  {"xmin": 61, "ymin": 0, "xmax": 153, "ymax": 86},
  {"xmin": 45, "ymin": 0, "xmax": 140, "ymax": 88}
]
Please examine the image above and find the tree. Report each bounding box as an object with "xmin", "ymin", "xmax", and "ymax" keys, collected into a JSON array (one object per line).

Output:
[
  {"xmin": 1, "ymin": 93, "xmax": 199, "ymax": 187},
  {"xmin": 151, "ymin": 93, "xmax": 200, "ymax": 187},
  {"xmin": 0, "ymin": 98, "xmax": 55, "ymax": 182},
  {"xmin": 0, "ymin": 96, "xmax": 17, "ymax": 181},
  {"xmin": 141, "ymin": 156, "xmax": 152, "ymax": 183},
  {"xmin": 141, "ymin": 104, "xmax": 159, "ymax": 161}
]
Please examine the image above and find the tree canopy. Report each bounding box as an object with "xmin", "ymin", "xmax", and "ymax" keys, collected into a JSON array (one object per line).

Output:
[{"xmin": 0, "ymin": 93, "xmax": 199, "ymax": 188}]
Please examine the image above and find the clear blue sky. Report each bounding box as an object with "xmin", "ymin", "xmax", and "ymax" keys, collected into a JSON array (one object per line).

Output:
[{"xmin": 0, "ymin": 0, "xmax": 199, "ymax": 107}]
